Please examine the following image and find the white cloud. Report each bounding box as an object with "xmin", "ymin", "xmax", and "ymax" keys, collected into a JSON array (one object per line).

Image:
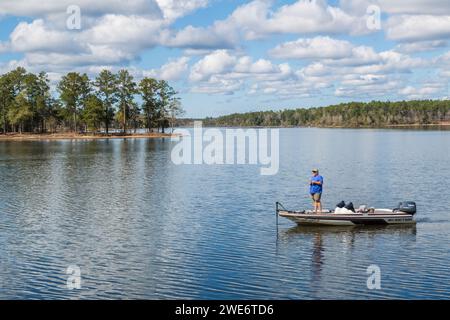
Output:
[
  {"xmin": 258, "ymin": 0, "xmax": 368, "ymax": 36},
  {"xmin": 0, "ymin": 0, "xmax": 208, "ymax": 21},
  {"xmin": 269, "ymin": 36, "xmax": 354, "ymax": 60},
  {"xmin": 189, "ymin": 50, "xmax": 237, "ymax": 82},
  {"xmin": 378, "ymin": 0, "xmax": 450, "ymax": 15},
  {"xmin": 399, "ymin": 83, "xmax": 445, "ymax": 99},
  {"xmin": 328, "ymin": 46, "xmax": 380, "ymax": 66},
  {"xmin": 0, "ymin": 0, "xmax": 211, "ymax": 67},
  {"xmin": 334, "ymin": 80, "xmax": 402, "ymax": 98},
  {"xmin": 189, "ymin": 50, "xmax": 295, "ymax": 95},
  {"xmin": 189, "ymin": 50, "xmax": 294, "ymax": 83},
  {"xmin": 81, "ymin": 14, "xmax": 164, "ymax": 49},
  {"xmin": 335, "ymin": 50, "xmax": 425, "ymax": 75},
  {"xmin": 287, "ymin": 47, "xmax": 429, "ymax": 99},
  {"xmin": 9, "ymin": 19, "xmax": 82, "ymax": 53},
  {"xmin": 341, "ymin": 0, "xmax": 450, "ymax": 15},
  {"xmin": 186, "ymin": 43, "xmax": 429, "ymax": 99},
  {"xmin": 234, "ymin": 57, "xmax": 276, "ymax": 74},
  {"xmin": 3, "ymin": 15, "xmax": 167, "ymax": 69},
  {"xmin": 191, "ymin": 77, "xmax": 244, "ymax": 95},
  {"xmin": 155, "ymin": 0, "xmax": 208, "ymax": 21},
  {"xmin": 25, "ymin": 49, "xmax": 134, "ymax": 68},
  {"xmin": 173, "ymin": 0, "xmax": 372, "ymax": 50},
  {"xmin": 0, "ymin": 0, "xmax": 163, "ymax": 23},
  {"xmin": 165, "ymin": 25, "xmax": 237, "ymax": 49},
  {"xmin": 269, "ymin": 36, "xmax": 381, "ymax": 68},
  {"xmin": 146, "ymin": 57, "xmax": 190, "ymax": 81},
  {"xmin": 386, "ymin": 15, "xmax": 450, "ymax": 42},
  {"xmin": 394, "ymin": 40, "xmax": 448, "ymax": 53},
  {"xmin": 234, "ymin": 0, "xmax": 370, "ymax": 38}
]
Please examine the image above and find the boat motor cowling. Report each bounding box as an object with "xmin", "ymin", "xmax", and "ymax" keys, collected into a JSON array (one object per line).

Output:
[
  {"xmin": 336, "ymin": 201, "xmax": 346, "ymax": 208},
  {"xmin": 396, "ymin": 201, "xmax": 417, "ymax": 215},
  {"xmin": 345, "ymin": 202, "xmax": 355, "ymax": 213}
]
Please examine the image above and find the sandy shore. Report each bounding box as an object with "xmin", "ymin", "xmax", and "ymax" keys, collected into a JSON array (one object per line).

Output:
[{"xmin": 0, "ymin": 132, "xmax": 178, "ymax": 141}]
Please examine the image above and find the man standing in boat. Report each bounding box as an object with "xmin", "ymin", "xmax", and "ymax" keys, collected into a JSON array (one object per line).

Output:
[{"xmin": 310, "ymin": 169, "xmax": 323, "ymax": 214}]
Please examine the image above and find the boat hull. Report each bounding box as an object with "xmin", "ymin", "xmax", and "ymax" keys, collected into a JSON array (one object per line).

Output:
[{"xmin": 278, "ymin": 210, "xmax": 416, "ymax": 226}]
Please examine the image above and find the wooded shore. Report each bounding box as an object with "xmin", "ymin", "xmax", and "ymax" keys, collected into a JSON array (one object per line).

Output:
[
  {"xmin": 202, "ymin": 100, "xmax": 450, "ymax": 128},
  {"xmin": 0, "ymin": 132, "xmax": 177, "ymax": 141}
]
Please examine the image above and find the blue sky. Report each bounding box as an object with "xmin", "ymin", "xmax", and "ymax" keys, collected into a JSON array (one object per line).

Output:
[{"xmin": 1, "ymin": 0, "xmax": 449, "ymax": 118}]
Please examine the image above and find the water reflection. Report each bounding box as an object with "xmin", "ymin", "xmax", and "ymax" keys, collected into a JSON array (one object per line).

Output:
[
  {"xmin": 311, "ymin": 233, "xmax": 324, "ymax": 285},
  {"xmin": 276, "ymin": 224, "xmax": 418, "ymax": 299},
  {"xmin": 282, "ymin": 224, "xmax": 417, "ymax": 237}
]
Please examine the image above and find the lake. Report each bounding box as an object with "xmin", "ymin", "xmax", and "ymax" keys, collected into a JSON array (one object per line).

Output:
[{"xmin": 0, "ymin": 128, "xmax": 449, "ymax": 299}]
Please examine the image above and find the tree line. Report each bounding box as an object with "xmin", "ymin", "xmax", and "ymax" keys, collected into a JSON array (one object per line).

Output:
[
  {"xmin": 203, "ymin": 100, "xmax": 450, "ymax": 128},
  {"xmin": 0, "ymin": 67, "xmax": 184, "ymax": 134}
]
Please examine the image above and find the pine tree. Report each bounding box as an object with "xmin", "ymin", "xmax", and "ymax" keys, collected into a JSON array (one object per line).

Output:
[{"xmin": 94, "ymin": 70, "xmax": 118, "ymax": 134}]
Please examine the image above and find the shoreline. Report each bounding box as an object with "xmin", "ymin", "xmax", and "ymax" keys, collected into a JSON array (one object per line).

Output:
[
  {"xmin": 1, "ymin": 122, "xmax": 449, "ymax": 141},
  {"xmin": 199, "ymin": 122, "xmax": 450, "ymax": 129},
  {"xmin": 0, "ymin": 132, "xmax": 178, "ymax": 141}
]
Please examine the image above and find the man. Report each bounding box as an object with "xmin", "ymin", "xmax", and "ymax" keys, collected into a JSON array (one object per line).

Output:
[{"xmin": 309, "ymin": 168, "xmax": 324, "ymax": 214}]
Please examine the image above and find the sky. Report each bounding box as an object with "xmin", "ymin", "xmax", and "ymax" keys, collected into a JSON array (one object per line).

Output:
[{"xmin": 0, "ymin": 0, "xmax": 450, "ymax": 118}]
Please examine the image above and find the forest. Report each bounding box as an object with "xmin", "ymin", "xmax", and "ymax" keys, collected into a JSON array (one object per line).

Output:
[
  {"xmin": 0, "ymin": 67, "xmax": 183, "ymax": 134},
  {"xmin": 203, "ymin": 100, "xmax": 450, "ymax": 128}
]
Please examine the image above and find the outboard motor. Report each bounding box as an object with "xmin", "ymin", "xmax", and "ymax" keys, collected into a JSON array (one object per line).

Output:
[
  {"xmin": 397, "ymin": 201, "xmax": 417, "ymax": 215},
  {"xmin": 345, "ymin": 202, "xmax": 355, "ymax": 213}
]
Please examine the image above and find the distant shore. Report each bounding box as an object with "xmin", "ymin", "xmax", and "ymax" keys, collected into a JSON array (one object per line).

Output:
[
  {"xmin": 313, "ymin": 122, "xmax": 450, "ymax": 129},
  {"xmin": 0, "ymin": 132, "xmax": 177, "ymax": 141},
  {"xmin": 196, "ymin": 122, "xmax": 450, "ymax": 129},
  {"xmin": 1, "ymin": 122, "xmax": 450, "ymax": 141},
  {"xmin": 201, "ymin": 100, "xmax": 450, "ymax": 128}
]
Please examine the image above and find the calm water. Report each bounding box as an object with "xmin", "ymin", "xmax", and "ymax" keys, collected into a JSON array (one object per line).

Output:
[{"xmin": 0, "ymin": 128, "xmax": 449, "ymax": 300}]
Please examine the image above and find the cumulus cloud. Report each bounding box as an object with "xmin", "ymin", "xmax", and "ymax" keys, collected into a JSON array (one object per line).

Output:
[
  {"xmin": 0, "ymin": 0, "xmax": 207, "ymax": 21},
  {"xmin": 189, "ymin": 50, "xmax": 295, "ymax": 94},
  {"xmin": 334, "ymin": 80, "xmax": 402, "ymax": 98},
  {"xmin": 185, "ymin": 42, "xmax": 429, "ymax": 99},
  {"xmin": 269, "ymin": 36, "xmax": 420, "ymax": 73},
  {"xmin": 80, "ymin": 14, "xmax": 164, "ymax": 49},
  {"xmin": 2, "ymin": 15, "xmax": 167, "ymax": 69},
  {"xmin": 191, "ymin": 77, "xmax": 244, "ymax": 95},
  {"xmin": 269, "ymin": 36, "xmax": 355, "ymax": 60},
  {"xmin": 341, "ymin": 0, "xmax": 450, "ymax": 16},
  {"xmin": 378, "ymin": 0, "xmax": 450, "ymax": 15},
  {"xmin": 10, "ymin": 19, "xmax": 83, "ymax": 53},
  {"xmin": 172, "ymin": 0, "xmax": 373, "ymax": 50},
  {"xmin": 0, "ymin": 0, "xmax": 210, "ymax": 70},
  {"xmin": 232, "ymin": 0, "xmax": 370, "ymax": 38},
  {"xmin": 155, "ymin": 0, "xmax": 208, "ymax": 21},
  {"xmin": 394, "ymin": 40, "xmax": 448, "ymax": 53},
  {"xmin": 287, "ymin": 47, "xmax": 428, "ymax": 99},
  {"xmin": 146, "ymin": 57, "xmax": 190, "ymax": 81},
  {"xmin": 386, "ymin": 15, "xmax": 450, "ymax": 42},
  {"xmin": 189, "ymin": 50, "xmax": 237, "ymax": 82},
  {"xmin": 165, "ymin": 25, "xmax": 237, "ymax": 49},
  {"xmin": 189, "ymin": 50, "xmax": 294, "ymax": 82},
  {"xmin": 399, "ymin": 83, "xmax": 446, "ymax": 99}
]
